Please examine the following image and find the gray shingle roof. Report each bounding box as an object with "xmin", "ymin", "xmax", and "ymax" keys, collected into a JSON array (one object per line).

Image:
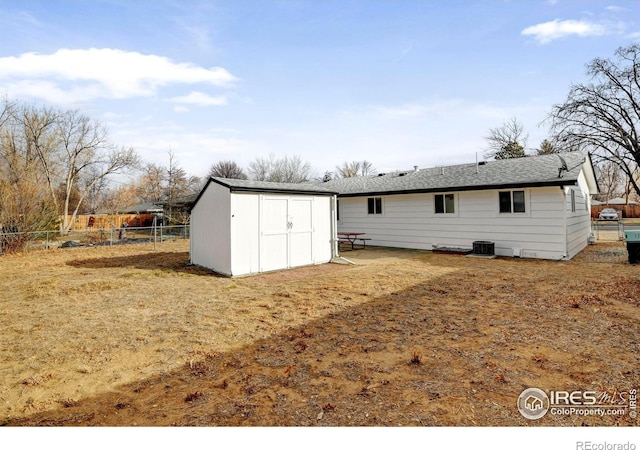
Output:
[
  {"xmin": 191, "ymin": 177, "xmax": 338, "ymax": 211},
  {"xmin": 210, "ymin": 177, "xmax": 337, "ymax": 195},
  {"xmin": 324, "ymin": 152, "xmax": 591, "ymax": 197},
  {"xmin": 119, "ymin": 201, "xmax": 164, "ymax": 214}
]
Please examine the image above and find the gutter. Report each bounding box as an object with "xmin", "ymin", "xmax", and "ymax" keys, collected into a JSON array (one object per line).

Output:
[{"xmin": 337, "ymin": 180, "xmax": 580, "ymax": 198}]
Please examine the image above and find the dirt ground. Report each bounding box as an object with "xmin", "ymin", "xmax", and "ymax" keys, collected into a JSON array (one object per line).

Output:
[{"xmin": 0, "ymin": 237, "xmax": 638, "ymax": 426}]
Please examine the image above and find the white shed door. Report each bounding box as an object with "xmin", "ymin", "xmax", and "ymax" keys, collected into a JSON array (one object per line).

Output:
[
  {"xmin": 289, "ymin": 198, "xmax": 313, "ymax": 268},
  {"xmin": 259, "ymin": 196, "xmax": 315, "ymax": 272},
  {"xmin": 260, "ymin": 197, "xmax": 289, "ymax": 272}
]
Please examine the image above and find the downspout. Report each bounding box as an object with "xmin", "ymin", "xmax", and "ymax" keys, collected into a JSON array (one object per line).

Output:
[{"xmin": 562, "ymin": 186, "xmax": 569, "ymax": 259}]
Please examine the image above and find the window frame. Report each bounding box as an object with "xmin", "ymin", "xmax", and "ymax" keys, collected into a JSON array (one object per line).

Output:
[
  {"xmin": 498, "ymin": 190, "xmax": 527, "ymax": 215},
  {"xmin": 367, "ymin": 197, "xmax": 383, "ymax": 215},
  {"xmin": 434, "ymin": 193, "xmax": 456, "ymax": 215}
]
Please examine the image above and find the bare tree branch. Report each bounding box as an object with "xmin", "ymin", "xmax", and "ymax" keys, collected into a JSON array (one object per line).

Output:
[
  {"xmin": 548, "ymin": 43, "xmax": 640, "ymax": 196},
  {"xmin": 335, "ymin": 160, "xmax": 377, "ymax": 178},
  {"xmin": 484, "ymin": 117, "xmax": 529, "ymax": 159},
  {"xmin": 208, "ymin": 160, "xmax": 248, "ymax": 179}
]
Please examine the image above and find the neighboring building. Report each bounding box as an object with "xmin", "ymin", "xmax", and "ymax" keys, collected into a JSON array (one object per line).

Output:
[
  {"xmin": 159, "ymin": 194, "xmax": 198, "ymax": 224},
  {"xmin": 190, "ymin": 177, "xmax": 337, "ymax": 276},
  {"xmin": 325, "ymin": 152, "xmax": 598, "ymax": 260},
  {"xmin": 604, "ymin": 197, "xmax": 639, "ymax": 206}
]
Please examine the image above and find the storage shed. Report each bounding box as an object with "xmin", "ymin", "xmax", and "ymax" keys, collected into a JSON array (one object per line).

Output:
[{"xmin": 190, "ymin": 177, "xmax": 337, "ymax": 276}]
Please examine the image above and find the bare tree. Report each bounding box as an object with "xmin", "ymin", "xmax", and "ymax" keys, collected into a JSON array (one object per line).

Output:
[
  {"xmin": 49, "ymin": 110, "xmax": 139, "ymax": 233},
  {"xmin": 137, "ymin": 157, "xmax": 201, "ymax": 204},
  {"xmin": 335, "ymin": 160, "xmax": 377, "ymax": 178},
  {"xmin": 165, "ymin": 149, "xmax": 190, "ymax": 202},
  {"xmin": 97, "ymin": 185, "xmax": 140, "ymax": 216},
  {"xmin": 0, "ymin": 100, "xmax": 58, "ymax": 251},
  {"xmin": 484, "ymin": 117, "xmax": 529, "ymax": 160},
  {"xmin": 274, "ymin": 154, "xmax": 312, "ymax": 183},
  {"xmin": 187, "ymin": 175, "xmax": 203, "ymax": 194},
  {"xmin": 623, "ymin": 166, "xmax": 640, "ymax": 204},
  {"xmin": 594, "ymin": 160, "xmax": 623, "ymax": 203},
  {"xmin": 548, "ymin": 43, "xmax": 640, "ymax": 197},
  {"xmin": 137, "ymin": 163, "xmax": 166, "ymax": 203},
  {"xmin": 248, "ymin": 154, "xmax": 276, "ymax": 181},
  {"xmin": 208, "ymin": 160, "xmax": 247, "ymax": 179},
  {"xmin": 248, "ymin": 154, "xmax": 313, "ymax": 182}
]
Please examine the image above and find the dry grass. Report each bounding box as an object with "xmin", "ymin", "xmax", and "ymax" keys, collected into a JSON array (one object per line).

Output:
[{"xmin": 0, "ymin": 239, "xmax": 638, "ymax": 426}]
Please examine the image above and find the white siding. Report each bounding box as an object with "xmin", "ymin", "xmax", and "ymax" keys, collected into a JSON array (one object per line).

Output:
[
  {"xmin": 565, "ymin": 172, "xmax": 592, "ymax": 259},
  {"xmin": 337, "ymin": 187, "xmax": 572, "ymax": 260},
  {"xmin": 193, "ymin": 190, "xmax": 334, "ymax": 277},
  {"xmin": 190, "ymin": 182, "xmax": 232, "ymax": 275}
]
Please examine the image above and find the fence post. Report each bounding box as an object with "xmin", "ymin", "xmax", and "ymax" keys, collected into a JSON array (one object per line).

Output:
[
  {"xmin": 46, "ymin": 231, "xmax": 49, "ymax": 250},
  {"xmin": 619, "ymin": 221, "xmax": 625, "ymax": 241},
  {"xmin": 110, "ymin": 228, "xmax": 113, "ymax": 246}
]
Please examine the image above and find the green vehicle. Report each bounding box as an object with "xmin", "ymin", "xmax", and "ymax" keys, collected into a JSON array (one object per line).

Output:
[{"xmin": 624, "ymin": 230, "xmax": 640, "ymax": 264}]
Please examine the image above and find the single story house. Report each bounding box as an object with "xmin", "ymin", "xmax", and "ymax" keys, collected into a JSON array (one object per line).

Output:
[
  {"xmin": 324, "ymin": 152, "xmax": 598, "ymax": 260},
  {"xmin": 190, "ymin": 177, "xmax": 337, "ymax": 276}
]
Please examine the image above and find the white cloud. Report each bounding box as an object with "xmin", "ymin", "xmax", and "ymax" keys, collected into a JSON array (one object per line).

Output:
[
  {"xmin": 521, "ymin": 19, "xmax": 608, "ymax": 44},
  {"xmin": 170, "ymin": 91, "xmax": 228, "ymax": 106},
  {"xmin": 0, "ymin": 48, "xmax": 236, "ymax": 104},
  {"xmin": 371, "ymin": 99, "xmax": 528, "ymax": 122}
]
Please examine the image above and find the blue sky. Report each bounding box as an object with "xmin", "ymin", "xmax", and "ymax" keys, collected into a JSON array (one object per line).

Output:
[{"xmin": 1, "ymin": 0, "xmax": 639, "ymax": 180}]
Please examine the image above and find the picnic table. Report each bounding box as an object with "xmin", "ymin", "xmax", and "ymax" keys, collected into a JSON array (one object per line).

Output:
[{"xmin": 337, "ymin": 232, "xmax": 371, "ymax": 250}]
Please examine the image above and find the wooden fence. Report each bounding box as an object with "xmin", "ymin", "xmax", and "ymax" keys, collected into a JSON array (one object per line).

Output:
[
  {"xmin": 65, "ymin": 214, "xmax": 157, "ymax": 231},
  {"xmin": 591, "ymin": 204, "xmax": 640, "ymax": 219}
]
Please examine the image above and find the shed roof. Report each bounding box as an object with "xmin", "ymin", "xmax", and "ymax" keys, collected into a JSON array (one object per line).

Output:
[
  {"xmin": 324, "ymin": 152, "xmax": 597, "ymax": 197},
  {"xmin": 210, "ymin": 177, "xmax": 337, "ymax": 195},
  {"xmin": 191, "ymin": 177, "xmax": 338, "ymax": 211}
]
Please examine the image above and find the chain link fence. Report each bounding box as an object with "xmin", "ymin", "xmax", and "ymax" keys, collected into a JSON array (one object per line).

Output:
[
  {"xmin": 1, "ymin": 224, "xmax": 189, "ymax": 254},
  {"xmin": 591, "ymin": 219, "xmax": 626, "ymax": 241}
]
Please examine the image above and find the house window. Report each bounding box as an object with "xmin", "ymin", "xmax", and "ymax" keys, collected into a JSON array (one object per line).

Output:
[
  {"xmin": 367, "ymin": 197, "xmax": 382, "ymax": 215},
  {"xmin": 435, "ymin": 194, "xmax": 455, "ymax": 214},
  {"xmin": 499, "ymin": 190, "xmax": 526, "ymax": 213},
  {"xmin": 571, "ymin": 190, "xmax": 576, "ymax": 212}
]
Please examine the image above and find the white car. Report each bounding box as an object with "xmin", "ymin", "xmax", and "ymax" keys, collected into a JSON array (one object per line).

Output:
[{"xmin": 599, "ymin": 208, "xmax": 619, "ymax": 220}]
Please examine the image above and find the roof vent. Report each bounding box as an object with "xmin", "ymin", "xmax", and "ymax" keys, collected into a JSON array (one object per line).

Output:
[
  {"xmin": 414, "ymin": 165, "xmax": 419, "ymax": 172},
  {"xmin": 378, "ymin": 173, "xmax": 386, "ymax": 177},
  {"xmin": 478, "ymin": 161, "xmax": 487, "ymax": 166}
]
